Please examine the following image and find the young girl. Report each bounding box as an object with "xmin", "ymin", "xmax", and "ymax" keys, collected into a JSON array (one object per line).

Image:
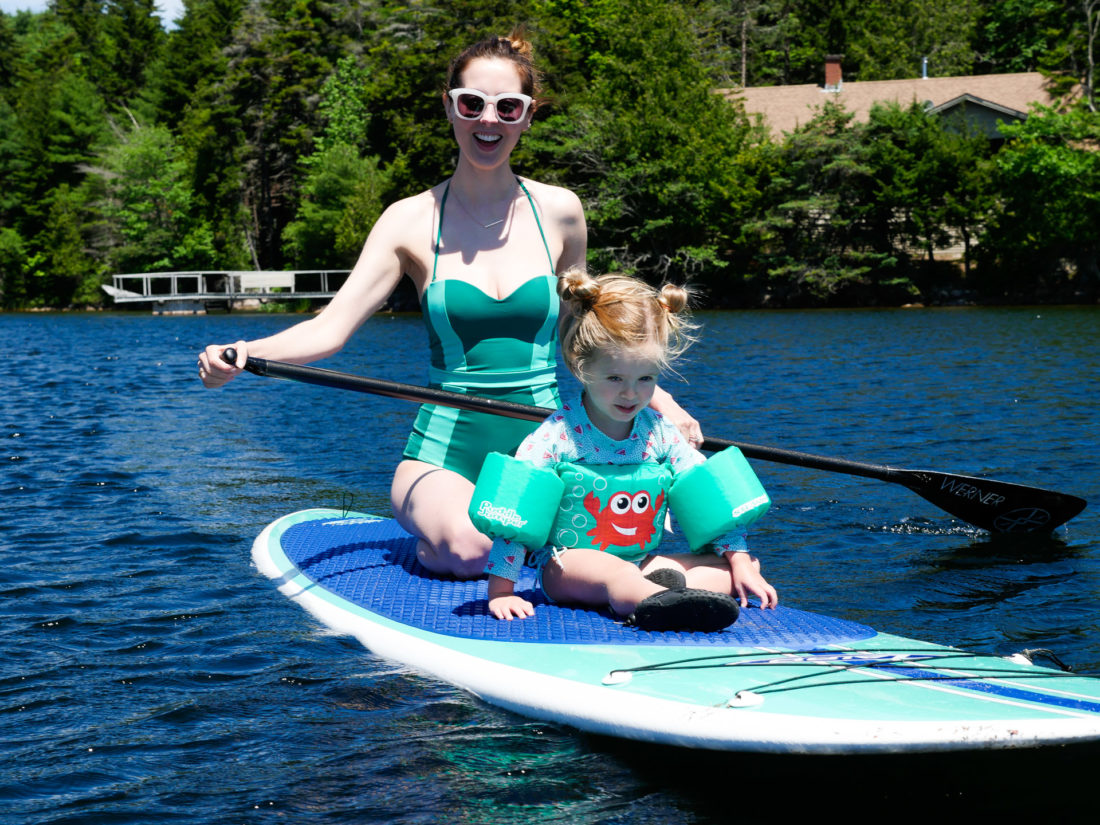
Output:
[{"xmin": 473, "ymin": 269, "xmax": 778, "ymax": 632}]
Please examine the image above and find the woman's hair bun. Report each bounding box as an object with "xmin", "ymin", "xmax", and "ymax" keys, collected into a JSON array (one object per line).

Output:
[{"xmin": 506, "ymin": 31, "xmax": 534, "ymax": 59}]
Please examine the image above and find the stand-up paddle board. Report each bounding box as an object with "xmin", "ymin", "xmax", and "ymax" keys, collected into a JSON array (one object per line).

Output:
[{"xmin": 253, "ymin": 508, "xmax": 1100, "ymax": 753}]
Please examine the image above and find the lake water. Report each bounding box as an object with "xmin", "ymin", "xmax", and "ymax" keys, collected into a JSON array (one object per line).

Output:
[{"xmin": 2, "ymin": 306, "xmax": 1098, "ymax": 823}]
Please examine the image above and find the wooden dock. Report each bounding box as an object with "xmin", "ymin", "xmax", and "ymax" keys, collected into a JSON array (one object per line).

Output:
[{"xmin": 102, "ymin": 270, "xmax": 350, "ymax": 313}]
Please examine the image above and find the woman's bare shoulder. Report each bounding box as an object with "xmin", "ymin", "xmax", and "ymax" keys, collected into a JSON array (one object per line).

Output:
[
  {"xmin": 377, "ymin": 184, "xmax": 446, "ymax": 228},
  {"xmin": 519, "ymin": 178, "xmax": 584, "ymax": 218},
  {"xmin": 366, "ymin": 183, "xmax": 447, "ymax": 265},
  {"xmin": 520, "ymin": 178, "xmax": 586, "ymax": 268}
]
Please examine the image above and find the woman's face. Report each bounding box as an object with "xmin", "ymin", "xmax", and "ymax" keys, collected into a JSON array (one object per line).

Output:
[{"xmin": 444, "ymin": 57, "xmax": 532, "ymax": 171}]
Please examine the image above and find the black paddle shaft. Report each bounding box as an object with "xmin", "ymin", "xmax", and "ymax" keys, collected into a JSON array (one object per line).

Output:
[{"xmin": 220, "ymin": 350, "xmax": 1087, "ymax": 534}]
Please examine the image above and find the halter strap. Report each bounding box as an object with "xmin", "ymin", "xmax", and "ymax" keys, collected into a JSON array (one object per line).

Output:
[
  {"xmin": 432, "ymin": 177, "xmax": 555, "ymax": 282},
  {"xmin": 517, "ymin": 179, "xmax": 554, "ymax": 273}
]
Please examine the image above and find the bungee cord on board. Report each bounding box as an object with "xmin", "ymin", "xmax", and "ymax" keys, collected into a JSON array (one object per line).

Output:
[{"xmin": 602, "ymin": 646, "xmax": 1091, "ymax": 703}]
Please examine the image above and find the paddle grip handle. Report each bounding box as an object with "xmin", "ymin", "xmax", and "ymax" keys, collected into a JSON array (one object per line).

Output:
[{"xmin": 221, "ymin": 346, "xmax": 269, "ymax": 377}]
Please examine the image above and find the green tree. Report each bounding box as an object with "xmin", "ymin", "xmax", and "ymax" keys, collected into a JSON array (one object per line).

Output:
[
  {"xmin": 0, "ymin": 96, "xmax": 22, "ymax": 222},
  {"xmin": 0, "ymin": 10, "xmax": 21, "ymax": 91},
  {"xmin": 744, "ymin": 102, "xmax": 897, "ymax": 304},
  {"xmin": 979, "ymin": 107, "xmax": 1100, "ymax": 297},
  {"xmin": 974, "ymin": 0, "xmax": 1073, "ymax": 74},
  {"xmin": 283, "ymin": 54, "xmax": 389, "ymax": 267},
  {"xmin": 186, "ymin": 0, "xmax": 347, "ymax": 268},
  {"xmin": 314, "ymin": 56, "xmax": 371, "ymax": 154},
  {"xmin": 3, "ymin": 0, "xmax": 1098, "ymax": 308},
  {"xmin": 1085, "ymin": 0, "xmax": 1098, "ymax": 111},
  {"xmin": 49, "ymin": 0, "xmax": 102, "ymax": 53},
  {"xmin": 5, "ymin": 17, "xmax": 108, "ymax": 217},
  {"xmin": 845, "ymin": 0, "xmax": 980, "ymax": 80},
  {"xmin": 749, "ymin": 1, "xmax": 850, "ymax": 85},
  {"xmin": 27, "ymin": 183, "xmax": 101, "ymax": 307},
  {"xmin": 1, "ymin": 12, "xmax": 108, "ymax": 305},
  {"xmin": 282, "ymin": 143, "xmax": 388, "ymax": 267},
  {"xmin": 861, "ymin": 102, "xmax": 993, "ymax": 273},
  {"xmin": 0, "ymin": 226, "xmax": 27, "ymax": 306},
  {"xmin": 140, "ymin": 0, "xmax": 247, "ymax": 128},
  {"xmin": 526, "ymin": 0, "xmax": 613, "ymax": 91},
  {"xmin": 88, "ymin": 120, "xmax": 218, "ymax": 274},
  {"xmin": 98, "ymin": 0, "xmax": 166, "ymax": 106},
  {"xmin": 930, "ymin": 125, "xmax": 995, "ymax": 279},
  {"xmin": 530, "ymin": 0, "xmax": 765, "ymax": 286},
  {"xmin": 732, "ymin": 0, "xmax": 848, "ymax": 86}
]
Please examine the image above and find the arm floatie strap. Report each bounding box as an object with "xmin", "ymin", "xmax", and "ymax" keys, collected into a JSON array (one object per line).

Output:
[
  {"xmin": 668, "ymin": 447, "xmax": 771, "ymax": 551},
  {"xmin": 468, "ymin": 452, "xmax": 564, "ymax": 548}
]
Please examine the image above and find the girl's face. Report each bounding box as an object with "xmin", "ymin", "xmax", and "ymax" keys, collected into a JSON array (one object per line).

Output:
[
  {"xmin": 580, "ymin": 348, "xmax": 663, "ymax": 441},
  {"xmin": 444, "ymin": 58, "xmax": 532, "ymax": 171}
]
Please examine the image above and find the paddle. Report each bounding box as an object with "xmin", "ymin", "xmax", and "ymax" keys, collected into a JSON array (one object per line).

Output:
[{"xmin": 220, "ymin": 350, "xmax": 1086, "ymax": 534}]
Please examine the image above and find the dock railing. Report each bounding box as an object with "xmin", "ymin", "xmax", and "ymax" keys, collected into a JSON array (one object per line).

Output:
[{"xmin": 103, "ymin": 270, "xmax": 351, "ymax": 307}]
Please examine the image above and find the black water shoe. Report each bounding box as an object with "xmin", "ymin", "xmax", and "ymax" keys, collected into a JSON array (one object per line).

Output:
[
  {"xmin": 627, "ymin": 588, "xmax": 740, "ymax": 632},
  {"xmin": 643, "ymin": 568, "xmax": 687, "ymax": 590}
]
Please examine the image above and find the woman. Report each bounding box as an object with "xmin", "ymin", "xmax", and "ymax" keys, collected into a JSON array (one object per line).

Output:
[{"xmin": 199, "ymin": 33, "xmax": 700, "ymax": 577}]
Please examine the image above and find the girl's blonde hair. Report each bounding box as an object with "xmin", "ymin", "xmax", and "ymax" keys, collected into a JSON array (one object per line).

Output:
[{"xmin": 557, "ymin": 267, "xmax": 698, "ymax": 380}]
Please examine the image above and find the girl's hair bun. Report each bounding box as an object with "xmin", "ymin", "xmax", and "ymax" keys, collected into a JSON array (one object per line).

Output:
[
  {"xmin": 657, "ymin": 283, "xmax": 690, "ymax": 315},
  {"xmin": 557, "ymin": 266, "xmax": 601, "ymax": 308}
]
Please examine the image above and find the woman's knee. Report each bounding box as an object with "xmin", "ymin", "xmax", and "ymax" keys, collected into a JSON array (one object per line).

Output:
[
  {"xmin": 416, "ymin": 523, "xmax": 489, "ymax": 578},
  {"xmin": 390, "ymin": 460, "xmax": 491, "ymax": 578}
]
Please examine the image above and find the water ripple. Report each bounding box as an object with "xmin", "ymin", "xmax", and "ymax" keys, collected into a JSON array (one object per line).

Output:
[{"xmin": 1, "ymin": 308, "xmax": 1097, "ymax": 822}]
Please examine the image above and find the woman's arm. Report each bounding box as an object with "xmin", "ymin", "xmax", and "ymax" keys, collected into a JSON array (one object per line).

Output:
[
  {"xmin": 650, "ymin": 385, "xmax": 703, "ymax": 447},
  {"xmin": 199, "ymin": 197, "xmax": 425, "ymax": 388},
  {"xmin": 555, "ymin": 187, "xmax": 588, "ymax": 273},
  {"xmin": 526, "ymin": 179, "xmax": 586, "ymax": 274}
]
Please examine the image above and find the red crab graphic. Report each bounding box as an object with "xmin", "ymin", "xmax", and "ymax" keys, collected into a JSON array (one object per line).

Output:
[{"xmin": 584, "ymin": 489, "xmax": 665, "ymax": 552}]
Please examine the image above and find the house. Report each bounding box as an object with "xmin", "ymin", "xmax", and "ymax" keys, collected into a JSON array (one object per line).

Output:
[{"xmin": 729, "ymin": 56, "xmax": 1077, "ymax": 139}]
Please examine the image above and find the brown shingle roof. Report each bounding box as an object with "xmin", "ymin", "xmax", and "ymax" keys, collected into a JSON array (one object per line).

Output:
[{"xmin": 728, "ymin": 72, "xmax": 1074, "ymax": 137}]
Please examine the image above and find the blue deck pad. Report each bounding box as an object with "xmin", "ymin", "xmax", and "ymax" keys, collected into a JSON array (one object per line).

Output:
[{"xmin": 279, "ymin": 516, "xmax": 876, "ymax": 648}]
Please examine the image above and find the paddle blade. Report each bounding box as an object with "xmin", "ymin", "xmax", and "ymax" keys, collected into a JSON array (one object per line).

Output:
[{"xmin": 898, "ymin": 469, "xmax": 1087, "ymax": 533}]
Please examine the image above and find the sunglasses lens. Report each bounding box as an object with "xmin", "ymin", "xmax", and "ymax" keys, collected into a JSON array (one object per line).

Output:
[
  {"xmin": 495, "ymin": 97, "xmax": 525, "ymax": 122},
  {"xmin": 456, "ymin": 93, "xmax": 485, "ymax": 119}
]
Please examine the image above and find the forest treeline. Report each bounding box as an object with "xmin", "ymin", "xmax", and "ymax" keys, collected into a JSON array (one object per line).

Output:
[{"xmin": 1, "ymin": 0, "xmax": 1098, "ymax": 310}]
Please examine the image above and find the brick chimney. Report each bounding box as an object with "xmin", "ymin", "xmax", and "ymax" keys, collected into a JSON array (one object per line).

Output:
[{"xmin": 824, "ymin": 55, "xmax": 843, "ymax": 91}]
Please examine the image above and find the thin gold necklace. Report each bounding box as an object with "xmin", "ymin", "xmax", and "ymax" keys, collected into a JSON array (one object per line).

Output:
[{"xmin": 450, "ymin": 184, "xmax": 518, "ymax": 229}]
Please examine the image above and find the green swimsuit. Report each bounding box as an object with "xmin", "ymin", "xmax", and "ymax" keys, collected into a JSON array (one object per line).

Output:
[{"xmin": 402, "ymin": 180, "xmax": 561, "ymax": 481}]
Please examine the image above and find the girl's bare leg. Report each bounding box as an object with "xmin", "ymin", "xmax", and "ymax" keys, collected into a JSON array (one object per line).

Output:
[
  {"xmin": 390, "ymin": 460, "xmax": 491, "ymax": 579},
  {"xmin": 541, "ymin": 548, "xmax": 663, "ymax": 617},
  {"xmin": 641, "ymin": 553, "xmax": 761, "ymax": 594}
]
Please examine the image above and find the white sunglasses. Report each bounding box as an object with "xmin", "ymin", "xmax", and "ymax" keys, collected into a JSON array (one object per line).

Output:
[{"xmin": 447, "ymin": 88, "xmax": 533, "ymax": 123}]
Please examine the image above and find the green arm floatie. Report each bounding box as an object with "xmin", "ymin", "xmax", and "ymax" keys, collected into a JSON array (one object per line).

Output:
[
  {"xmin": 668, "ymin": 447, "xmax": 771, "ymax": 551},
  {"xmin": 468, "ymin": 452, "xmax": 564, "ymax": 548}
]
